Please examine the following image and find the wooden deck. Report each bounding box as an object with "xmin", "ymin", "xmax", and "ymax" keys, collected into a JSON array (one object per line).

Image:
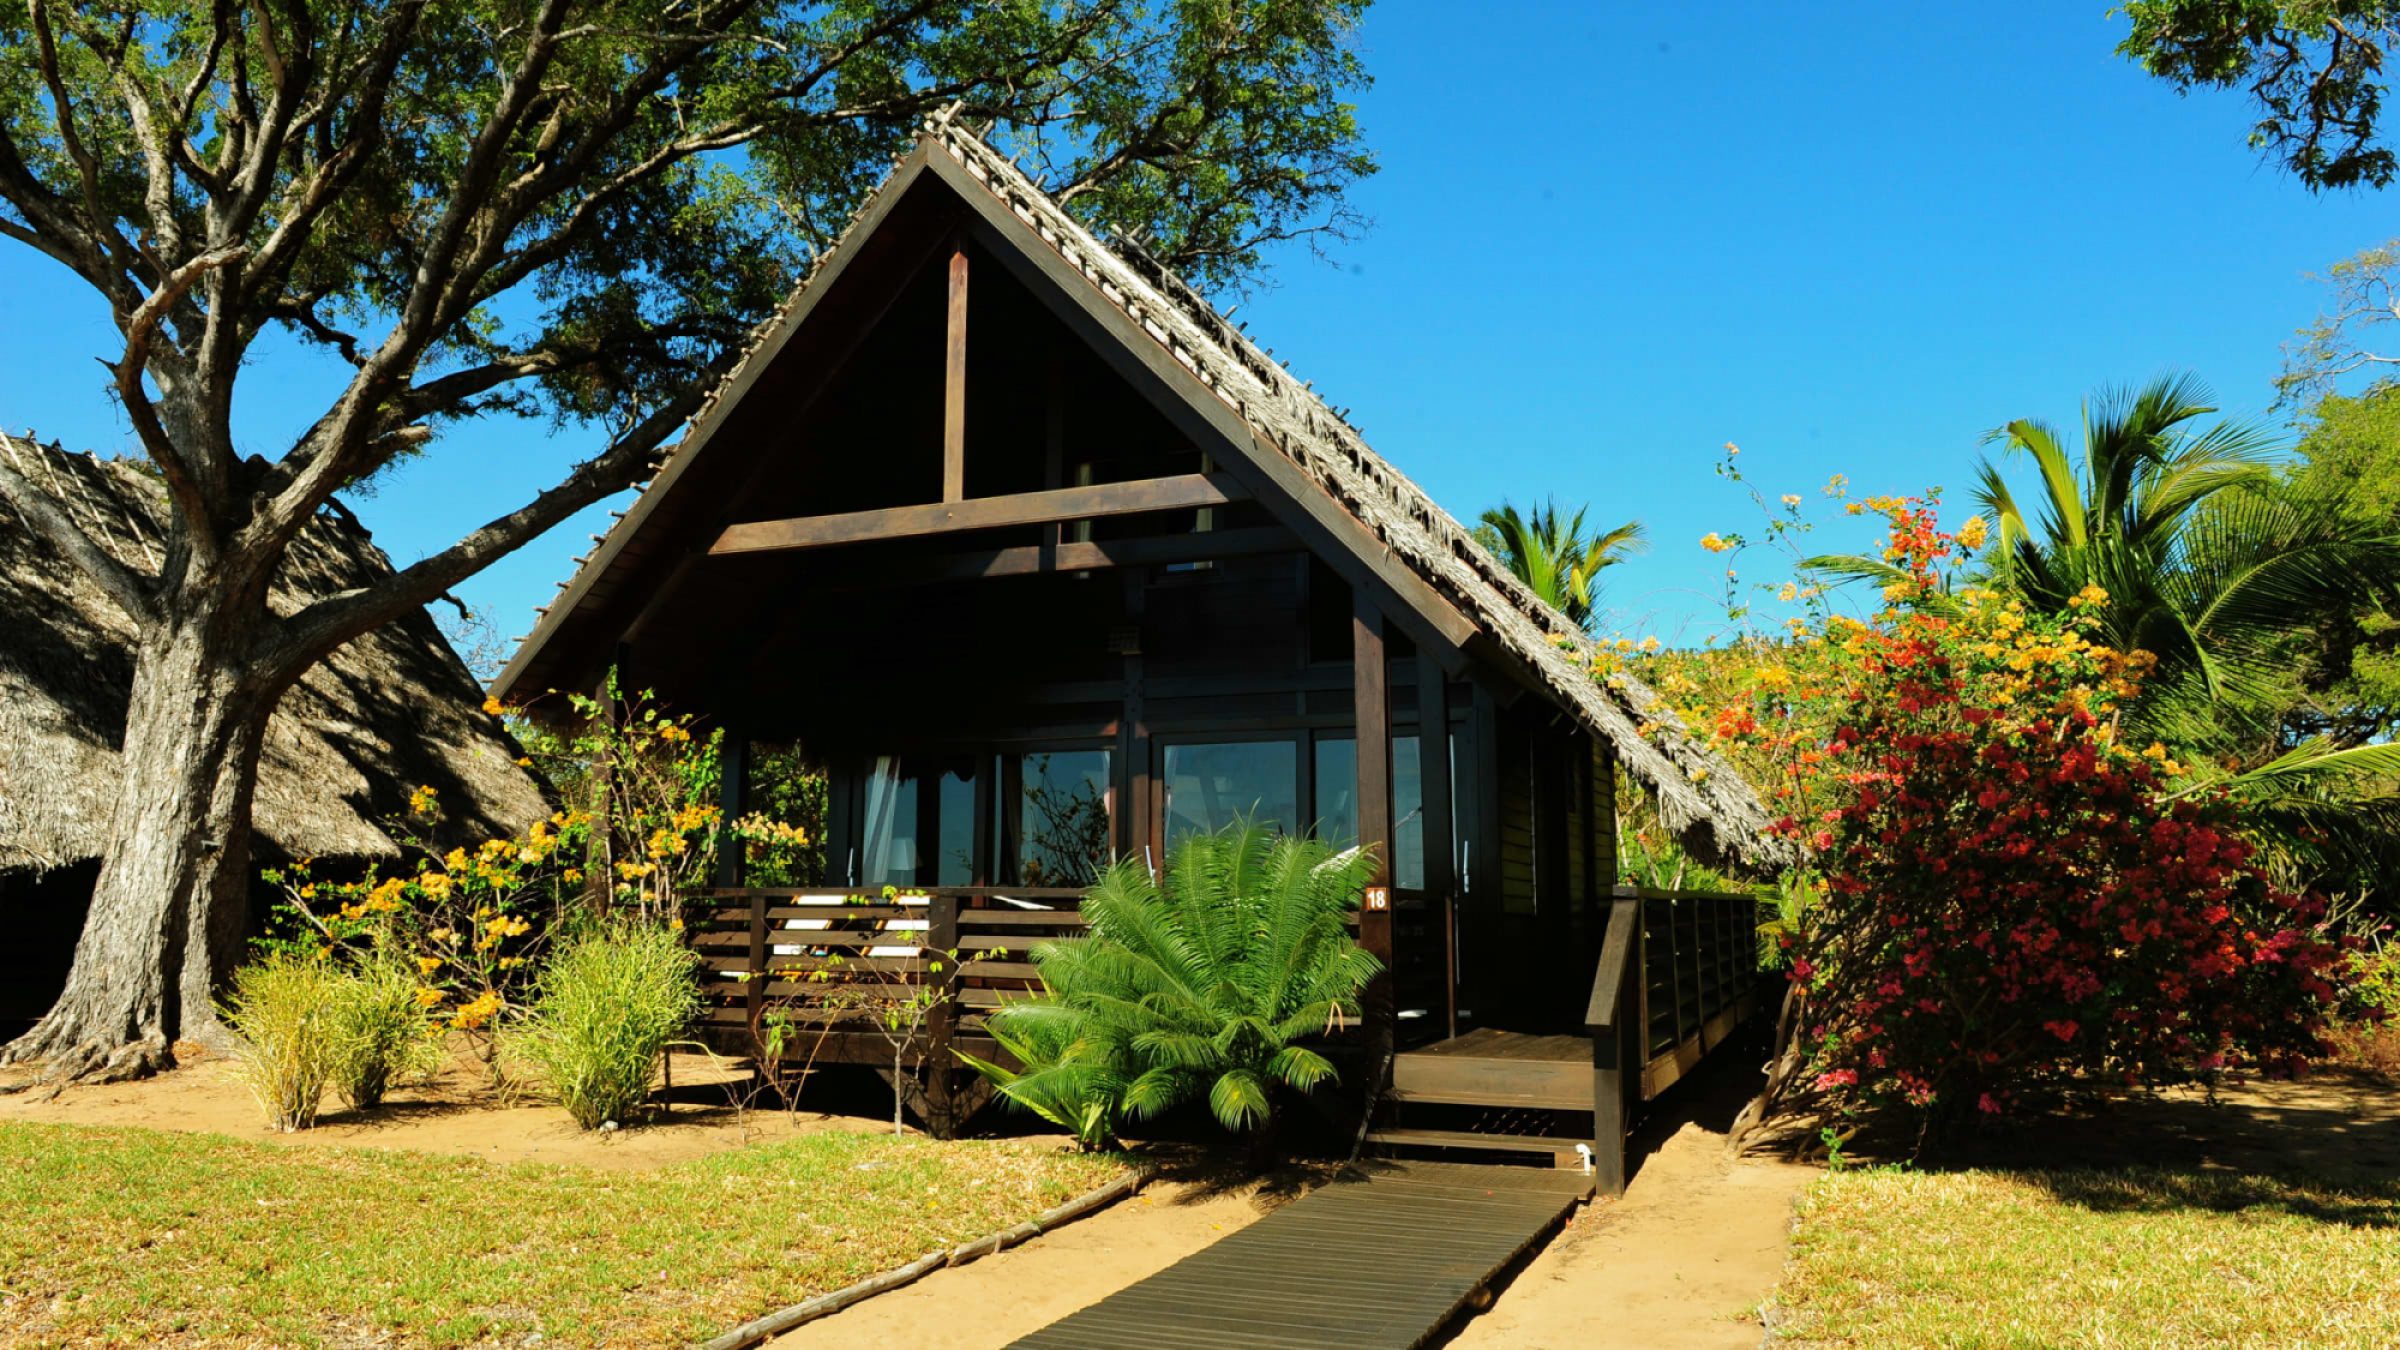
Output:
[{"xmin": 1006, "ymin": 1162, "xmax": 1592, "ymax": 1349}]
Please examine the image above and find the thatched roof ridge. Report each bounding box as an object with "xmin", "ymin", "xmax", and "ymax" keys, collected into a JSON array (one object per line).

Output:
[
  {"xmin": 923, "ymin": 119, "xmax": 1788, "ymax": 869},
  {"xmin": 0, "ymin": 434, "xmax": 548, "ymax": 874}
]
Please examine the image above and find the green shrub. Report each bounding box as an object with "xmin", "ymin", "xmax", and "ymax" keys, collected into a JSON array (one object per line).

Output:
[
  {"xmin": 224, "ymin": 954, "xmax": 342, "ymax": 1132},
  {"xmin": 506, "ymin": 924, "xmax": 699, "ymax": 1129},
  {"xmin": 2348, "ymin": 941, "xmax": 2400, "ymax": 1020},
  {"xmin": 969, "ymin": 821, "xmax": 1381, "ymax": 1168},
  {"xmin": 326, "ymin": 955, "xmax": 440, "ymax": 1111},
  {"xmin": 956, "ymin": 1003, "xmax": 1126, "ymax": 1152}
]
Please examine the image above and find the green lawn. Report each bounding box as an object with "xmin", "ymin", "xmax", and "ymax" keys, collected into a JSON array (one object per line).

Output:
[
  {"xmin": 1775, "ymin": 1166, "xmax": 2400, "ymax": 1347},
  {"xmin": 0, "ymin": 1121, "xmax": 1126, "ymax": 1347}
]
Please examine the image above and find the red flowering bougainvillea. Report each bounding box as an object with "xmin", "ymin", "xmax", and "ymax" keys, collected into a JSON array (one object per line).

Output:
[{"xmin": 1599, "ymin": 476, "xmax": 2344, "ymax": 1130}]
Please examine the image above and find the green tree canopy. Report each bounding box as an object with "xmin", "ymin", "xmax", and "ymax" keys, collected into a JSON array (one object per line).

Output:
[{"xmin": 2119, "ymin": 0, "xmax": 2400, "ymax": 189}]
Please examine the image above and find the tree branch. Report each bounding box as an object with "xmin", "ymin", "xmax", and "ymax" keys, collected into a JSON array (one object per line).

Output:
[
  {"xmin": 266, "ymin": 383, "xmax": 707, "ymax": 674},
  {"xmin": 112, "ymin": 244, "xmax": 249, "ymax": 537}
]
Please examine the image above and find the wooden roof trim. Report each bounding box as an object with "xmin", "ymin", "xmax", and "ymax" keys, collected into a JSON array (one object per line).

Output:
[{"xmin": 491, "ymin": 139, "xmax": 949, "ymax": 700}]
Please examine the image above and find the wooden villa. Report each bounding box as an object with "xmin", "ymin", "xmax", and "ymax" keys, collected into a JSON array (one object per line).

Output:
[{"xmin": 493, "ymin": 116, "xmax": 1787, "ymax": 1188}]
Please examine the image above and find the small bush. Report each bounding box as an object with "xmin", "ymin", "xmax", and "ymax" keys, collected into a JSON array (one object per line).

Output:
[
  {"xmin": 2346, "ymin": 942, "xmax": 2400, "ymax": 1021},
  {"xmin": 326, "ymin": 955, "xmax": 440, "ymax": 1111},
  {"xmin": 507, "ymin": 924, "xmax": 699, "ymax": 1129},
  {"xmin": 225, "ymin": 955, "xmax": 342, "ymax": 1132}
]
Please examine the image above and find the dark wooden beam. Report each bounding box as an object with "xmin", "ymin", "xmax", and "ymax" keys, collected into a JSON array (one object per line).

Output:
[
  {"xmin": 1119, "ymin": 571, "xmax": 1152, "ymax": 868},
  {"xmin": 807, "ymin": 525, "xmax": 1301, "ymax": 590},
  {"xmin": 943, "ymin": 242, "xmax": 968, "ymax": 503},
  {"xmin": 710, "ymin": 473, "xmax": 1249, "ymax": 556},
  {"xmin": 1354, "ymin": 597, "xmax": 1393, "ymax": 963}
]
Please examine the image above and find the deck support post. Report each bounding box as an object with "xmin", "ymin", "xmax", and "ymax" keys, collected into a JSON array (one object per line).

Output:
[
  {"xmin": 718, "ymin": 736, "xmax": 763, "ymax": 1032},
  {"xmin": 1587, "ymin": 895, "xmax": 1641, "ymax": 1196},
  {"xmin": 926, "ymin": 890, "xmax": 962, "ymax": 1138}
]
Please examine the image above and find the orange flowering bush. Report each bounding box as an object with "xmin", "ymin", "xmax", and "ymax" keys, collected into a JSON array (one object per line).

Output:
[
  {"xmin": 266, "ymin": 790, "xmax": 597, "ymax": 1074},
  {"xmin": 1594, "ymin": 459, "xmax": 2342, "ymax": 1130}
]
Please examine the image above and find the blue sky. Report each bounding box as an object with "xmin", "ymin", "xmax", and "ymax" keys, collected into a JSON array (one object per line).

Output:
[{"xmin": 3, "ymin": 1, "xmax": 2393, "ymax": 656}]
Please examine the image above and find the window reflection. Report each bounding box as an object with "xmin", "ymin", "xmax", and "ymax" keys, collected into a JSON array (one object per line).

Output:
[
  {"xmin": 1163, "ymin": 741, "xmax": 1298, "ymax": 846},
  {"xmin": 1018, "ymin": 750, "xmax": 1113, "ymax": 886},
  {"xmin": 935, "ymin": 760, "xmax": 976, "ymax": 886},
  {"xmin": 859, "ymin": 756, "xmax": 918, "ymax": 887},
  {"xmin": 1312, "ymin": 734, "xmax": 1432, "ymax": 888}
]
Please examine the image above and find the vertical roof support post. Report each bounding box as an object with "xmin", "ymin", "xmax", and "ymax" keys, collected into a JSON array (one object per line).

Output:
[
  {"xmin": 1353, "ymin": 595, "xmax": 1397, "ymax": 1107},
  {"xmin": 943, "ymin": 238, "xmax": 969, "ymax": 503},
  {"xmin": 1353, "ymin": 596, "xmax": 1393, "ymax": 961}
]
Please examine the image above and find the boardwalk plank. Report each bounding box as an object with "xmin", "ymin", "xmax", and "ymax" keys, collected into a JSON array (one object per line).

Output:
[{"xmin": 1007, "ymin": 1162, "xmax": 1583, "ymax": 1350}]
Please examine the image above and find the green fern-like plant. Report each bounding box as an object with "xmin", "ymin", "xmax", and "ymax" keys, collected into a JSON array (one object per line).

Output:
[
  {"xmin": 973, "ymin": 821, "xmax": 1382, "ymax": 1168},
  {"xmin": 955, "ymin": 1003, "xmax": 1128, "ymax": 1152}
]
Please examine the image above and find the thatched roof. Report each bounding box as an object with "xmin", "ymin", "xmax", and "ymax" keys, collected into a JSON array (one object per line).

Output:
[
  {"xmin": 497, "ymin": 114, "xmax": 1790, "ymax": 872},
  {"xmin": 0, "ymin": 434, "xmax": 549, "ymax": 874}
]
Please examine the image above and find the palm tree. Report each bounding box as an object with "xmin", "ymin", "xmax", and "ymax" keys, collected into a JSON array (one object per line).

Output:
[
  {"xmin": 1474, "ymin": 499, "xmax": 1647, "ymax": 633},
  {"xmin": 969, "ymin": 821, "xmax": 1382, "ymax": 1168}
]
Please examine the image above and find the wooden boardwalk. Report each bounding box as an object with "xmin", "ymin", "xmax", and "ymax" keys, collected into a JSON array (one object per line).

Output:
[{"xmin": 1006, "ymin": 1162, "xmax": 1593, "ymax": 1349}]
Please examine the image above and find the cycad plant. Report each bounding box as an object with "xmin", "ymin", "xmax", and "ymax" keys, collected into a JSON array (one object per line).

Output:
[
  {"xmin": 1474, "ymin": 499, "xmax": 1647, "ymax": 633},
  {"xmin": 969, "ymin": 822, "xmax": 1382, "ymax": 1168}
]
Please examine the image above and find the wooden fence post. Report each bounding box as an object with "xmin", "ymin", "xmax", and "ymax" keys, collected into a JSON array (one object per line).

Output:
[
  {"xmin": 926, "ymin": 891, "xmax": 961, "ymax": 1138},
  {"xmin": 1587, "ymin": 895, "xmax": 1640, "ymax": 1197}
]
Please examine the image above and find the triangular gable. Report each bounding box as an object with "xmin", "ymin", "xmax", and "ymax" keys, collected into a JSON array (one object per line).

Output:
[{"xmin": 496, "ymin": 115, "xmax": 1787, "ymax": 869}]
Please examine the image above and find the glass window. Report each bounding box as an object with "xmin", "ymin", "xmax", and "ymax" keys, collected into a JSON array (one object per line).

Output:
[
  {"xmin": 1313, "ymin": 737, "xmax": 1357, "ymax": 847},
  {"xmin": 1164, "ymin": 740, "xmax": 1298, "ymax": 847},
  {"xmin": 1312, "ymin": 734, "xmax": 1429, "ymax": 887},
  {"xmin": 859, "ymin": 756, "xmax": 918, "ymax": 887},
  {"xmin": 1393, "ymin": 736, "xmax": 1424, "ymax": 890},
  {"xmin": 1018, "ymin": 749, "xmax": 1113, "ymax": 886},
  {"xmin": 934, "ymin": 759, "xmax": 978, "ymax": 886}
]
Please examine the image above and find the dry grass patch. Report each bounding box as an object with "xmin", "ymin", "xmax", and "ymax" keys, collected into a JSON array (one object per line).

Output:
[
  {"xmin": 0, "ymin": 1120, "xmax": 1126, "ymax": 1347},
  {"xmin": 1776, "ymin": 1165, "xmax": 2400, "ymax": 1347}
]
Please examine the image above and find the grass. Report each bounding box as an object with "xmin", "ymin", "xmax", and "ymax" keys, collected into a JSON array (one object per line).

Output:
[
  {"xmin": 1775, "ymin": 1165, "xmax": 2400, "ymax": 1347},
  {"xmin": 0, "ymin": 1120, "xmax": 1127, "ymax": 1347}
]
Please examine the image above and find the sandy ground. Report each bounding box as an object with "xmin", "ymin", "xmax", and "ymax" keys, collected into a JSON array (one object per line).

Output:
[
  {"xmin": 777, "ymin": 1053, "xmax": 1813, "ymax": 1350},
  {"xmin": 0, "ymin": 1046, "xmax": 891, "ymax": 1170},
  {"xmin": 773, "ymin": 1168, "xmax": 1288, "ymax": 1349},
  {"xmin": 1443, "ymin": 1061, "xmax": 1814, "ymax": 1350}
]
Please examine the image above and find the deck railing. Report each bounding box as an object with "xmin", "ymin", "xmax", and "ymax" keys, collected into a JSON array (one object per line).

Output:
[
  {"xmin": 1584, "ymin": 883, "xmax": 1769, "ymax": 1193},
  {"xmin": 686, "ymin": 885, "xmax": 1090, "ymax": 1051}
]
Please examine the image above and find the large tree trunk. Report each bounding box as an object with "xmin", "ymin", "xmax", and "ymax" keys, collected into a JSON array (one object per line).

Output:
[{"xmin": 2, "ymin": 604, "xmax": 278, "ymax": 1083}]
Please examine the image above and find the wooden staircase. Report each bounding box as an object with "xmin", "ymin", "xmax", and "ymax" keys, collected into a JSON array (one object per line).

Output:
[
  {"xmin": 1365, "ymin": 888, "xmax": 1773, "ymax": 1192},
  {"xmin": 1368, "ymin": 1029, "xmax": 1601, "ymax": 1170}
]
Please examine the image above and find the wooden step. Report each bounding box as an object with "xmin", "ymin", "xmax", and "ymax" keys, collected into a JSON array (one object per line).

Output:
[
  {"xmin": 1365, "ymin": 1127, "xmax": 1596, "ymax": 1170},
  {"xmin": 1391, "ymin": 1055, "xmax": 1594, "ymax": 1111}
]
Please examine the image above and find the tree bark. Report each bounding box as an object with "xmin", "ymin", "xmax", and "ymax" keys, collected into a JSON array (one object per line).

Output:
[{"xmin": 2, "ymin": 601, "xmax": 279, "ymax": 1082}]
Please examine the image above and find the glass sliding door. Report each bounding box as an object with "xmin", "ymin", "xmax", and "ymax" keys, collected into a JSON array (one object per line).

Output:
[
  {"xmin": 1014, "ymin": 749, "xmax": 1113, "ymax": 886},
  {"xmin": 1313, "ymin": 736, "xmax": 1357, "ymax": 846},
  {"xmin": 932, "ymin": 757, "xmax": 978, "ymax": 886},
  {"xmin": 1392, "ymin": 735, "xmax": 1425, "ymax": 889},
  {"xmin": 1310, "ymin": 733, "xmax": 1436, "ymax": 887},
  {"xmin": 1162, "ymin": 740, "xmax": 1299, "ymax": 847},
  {"xmin": 858, "ymin": 756, "xmax": 918, "ymax": 887}
]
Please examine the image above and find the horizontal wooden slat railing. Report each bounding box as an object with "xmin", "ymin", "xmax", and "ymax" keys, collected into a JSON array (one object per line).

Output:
[
  {"xmin": 1586, "ymin": 883, "xmax": 1768, "ymax": 1195},
  {"xmin": 684, "ymin": 886, "xmax": 1089, "ymax": 1065}
]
